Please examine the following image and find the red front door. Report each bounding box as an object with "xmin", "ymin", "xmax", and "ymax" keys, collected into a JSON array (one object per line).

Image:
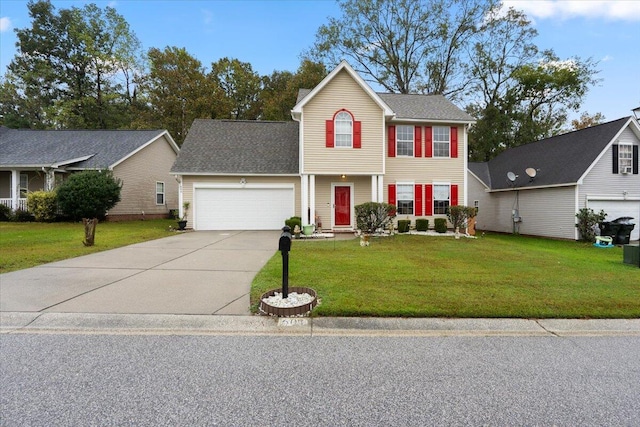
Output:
[{"xmin": 334, "ymin": 186, "xmax": 351, "ymax": 226}]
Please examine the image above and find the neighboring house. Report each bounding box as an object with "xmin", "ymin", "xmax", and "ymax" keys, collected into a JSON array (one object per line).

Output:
[
  {"xmin": 468, "ymin": 117, "xmax": 640, "ymax": 241},
  {"xmin": 171, "ymin": 61, "xmax": 475, "ymax": 231},
  {"xmin": 0, "ymin": 127, "xmax": 180, "ymax": 220}
]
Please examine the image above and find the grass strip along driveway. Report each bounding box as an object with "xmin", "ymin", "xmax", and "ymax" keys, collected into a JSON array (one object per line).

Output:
[
  {"xmin": 251, "ymin": 234, "xmax": 640, "ymax": 319},
  {"xmin": 0, "ymin": 220, "xmax": 176, "ymax": 273}
]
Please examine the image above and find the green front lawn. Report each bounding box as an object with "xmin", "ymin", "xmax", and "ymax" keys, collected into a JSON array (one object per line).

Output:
[
  {"xmin": 0, "ymin": 219, "xmax": 176, "ymax": 273},
  {"xmin": 251, "ymin": 234, "xmax": 640, "ymax": 318}
]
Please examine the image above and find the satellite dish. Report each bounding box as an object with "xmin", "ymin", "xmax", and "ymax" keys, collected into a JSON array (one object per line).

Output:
[
  {"xmin": 507, "ymin": 171, "xmax": 517, "ymax": 182},
  {"xmin": 525, "ymin": 168, "xmax": 537, "ymax": 178}
]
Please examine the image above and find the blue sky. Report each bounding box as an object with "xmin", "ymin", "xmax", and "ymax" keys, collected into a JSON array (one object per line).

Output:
[{"xmin": 1, "ymin": 0, "xmax": 639, "ymax": 123}]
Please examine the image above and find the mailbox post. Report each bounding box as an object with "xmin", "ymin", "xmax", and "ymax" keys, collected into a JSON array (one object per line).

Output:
[{"xmin": 279, "ymin": 226, "xmax": 292, "ymax": 298}]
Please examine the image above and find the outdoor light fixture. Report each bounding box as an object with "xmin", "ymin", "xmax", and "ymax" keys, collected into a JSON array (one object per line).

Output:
[
  {"xmin": 240, "ymin": 177, "xmax": 246, "ymax": 185},
  {"xmin": 341, "ymin": 174, "xmax": 346, "ymax": 179}
]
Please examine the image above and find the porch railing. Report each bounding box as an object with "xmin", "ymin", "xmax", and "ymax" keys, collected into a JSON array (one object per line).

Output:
[{"xmin": 0, "ymin": 198, "xmax": 27, "ymax": 211}]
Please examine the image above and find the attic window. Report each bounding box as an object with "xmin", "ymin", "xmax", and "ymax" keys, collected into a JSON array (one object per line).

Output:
[
  {"xmin": 335, "ymin": 111, "xmax": 353, "ymax": 147},
  {"xmin": 619, "ymin": 143, "xmax": 632, "ymax": 173}
]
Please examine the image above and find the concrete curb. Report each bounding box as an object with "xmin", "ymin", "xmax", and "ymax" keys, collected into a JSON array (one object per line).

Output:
[{"xmin": 2, "ymin": 312, "xmax": 639, "ymax": 337}]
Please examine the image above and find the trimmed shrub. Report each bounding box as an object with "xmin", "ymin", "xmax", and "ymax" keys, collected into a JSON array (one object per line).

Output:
[
  {"xmin": 355, "ymin": 202, "xmax": 396, "ymax": 234},
  {"xmin": 285, "ymin": 216, "xmax": 302, "ymax": 231},
  {"xmin": 0, "ymin": 204, "xmax": 12, "ymax": 221},
  {"xmin": 397, "ymin": 219, "xmax": 411, "ymax": 233},
  {"xmin": 434, "ymin": 218, "xmax": 447, "ymax": 233},
  {"xmin": 575, "ymin": 208, "xmax": 606, "ymax": 242},
  {"xmin": 27, "ymin": 191, "xmax": 58, "ymax": 222},
  {"xmin": 415, "ymin": 218, "xmax": 429, "ymax": 231},
  {"xmin": 13, "ymin": 209, "xmax": 35, "ymax": 222}
]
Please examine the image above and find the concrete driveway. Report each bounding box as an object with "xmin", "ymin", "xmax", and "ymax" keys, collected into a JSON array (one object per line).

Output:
[{"xmin": 0, "ymin": 230, "xmax": 281, "ymax": 315}]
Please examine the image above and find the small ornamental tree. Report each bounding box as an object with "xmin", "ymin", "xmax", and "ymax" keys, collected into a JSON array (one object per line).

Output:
[
  {"xmin": 355, "ymin": 202, "xmax": 396, "ymax": 235},
  {"xmin": 56, "ymin": 170, "xmax": 122, "ymax": 246}
]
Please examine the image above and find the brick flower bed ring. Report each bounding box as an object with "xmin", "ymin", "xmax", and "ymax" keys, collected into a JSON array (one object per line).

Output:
[{"xmin": 259, "ymin": 287, "xmax": 318, "ymax": 317}]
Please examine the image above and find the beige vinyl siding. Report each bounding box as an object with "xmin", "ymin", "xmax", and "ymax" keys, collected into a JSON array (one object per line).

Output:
[
  {"xmin": 580, "ymin": 128, "xmax": 640, "ymax": 208},
  {"xmin": 475, "ymin": 186, "xmax": 577, "ymax": 239},
  {"xmin": 302, "ymin": 69, "xmax": 384, "ymax": 175},
  {"xmin": 181, "ymin": 175, "xmax": 301, "ymax": 225},
  {"xmin": 109, "ymin": 135, "xmax": 178, "ymax": 217},
  {"xmin": 312, "ymin": 175, "xmax": 371, "ymax": 229},
  {"xmin": 386, "ymin": 124, "xmax": 465, "ymax": 224}
]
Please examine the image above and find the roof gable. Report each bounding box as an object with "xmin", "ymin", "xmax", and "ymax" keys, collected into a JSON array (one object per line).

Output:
[
  {"xmin": 473, "ymin": 117, "xmax": 633, "ymax": 190},
  {"xmin": 0, "ymin": 127, "xmax": 174, "ymax": 169},
  {"xmin": 291, "ymin": 60, "xmax": 394, "ymax": 120},
  {"xmin": 171, "ymin": 119, "xmax": 299, "ymax": 175}
]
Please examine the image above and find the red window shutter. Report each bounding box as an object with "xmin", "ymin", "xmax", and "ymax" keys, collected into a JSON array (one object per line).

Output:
[
  {"xmin": 388, "ymin": 184, "xmax": 397, "ymax": 209},
  {"xmin": 425, "ymin": 184, "xmax": 433, "ymax": 216},
  {"xmin": 325, "ymin": 120, "xmax": 334, "ymax": 148},
  {"xmin": 388, "ymin": 126, "xmax": 396, "ymax": 157},
  {"xmin": 414, "ymin": 184, "xmax": 423, "ymax": 216},
  {"xmin": 414, "ymin": 126, "xmax": 422, "ymax": 157},
  {"xmin": 425, "ymin": 126, "xmax": 432, "ymax": 158},
  {"xmin": 451, "ymin": 184, "xmax": 459, "ymax": 206},
  {"xmin": 354, "ymin": 121, "xmax": 361, "ymax": 148},
  {"xmin": 450, "ymin": 126, "xmax": 458, "ymax": 158}
]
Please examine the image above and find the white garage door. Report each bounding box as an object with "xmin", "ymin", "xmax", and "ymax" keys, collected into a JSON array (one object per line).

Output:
[
  {"xmin": 194, "ymin": 186, "xmax": 294, "ymax": 230},
  {"xmin": 588, "ymin": 200, "xmax": 640, "ymax": 241}
]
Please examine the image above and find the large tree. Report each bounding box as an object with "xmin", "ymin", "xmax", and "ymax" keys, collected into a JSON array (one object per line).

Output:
[
  {"xmin": 261, "ymin": 59, "xmax": 327, "ymax": 121},
  {"xmin": 309, "ymin": 0, "xmax": 496, "ymax": 97},
  {"xmin": 134, "ymin": 46, "xmax": 214, "ymax": 145},
  {"xmin": 209, "ymin": 58, "xmax": 262, "ymax": 120},
  {"xmin": 1, "ymin": 0, "xmax": 142, "ymax": 129}
]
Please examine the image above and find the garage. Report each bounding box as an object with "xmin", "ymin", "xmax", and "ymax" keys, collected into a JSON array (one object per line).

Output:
[
  {"xmin": 194, "ymin": 185, "xmax": 295, "ymax": 230},
  {"xmin": 588, "ymin": 199, "xmax": 640, "ymax": 241}
]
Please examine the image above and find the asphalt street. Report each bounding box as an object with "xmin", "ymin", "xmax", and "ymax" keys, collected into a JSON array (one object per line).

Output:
[{"xmin": 2, "ymin": 333, "xmax": 639, "ymax": 426}]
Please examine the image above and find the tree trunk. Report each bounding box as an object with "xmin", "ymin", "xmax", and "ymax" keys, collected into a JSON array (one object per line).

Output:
[{"xmin": 82, "ymin": 218, "xmax": 98, "ymax": 246}]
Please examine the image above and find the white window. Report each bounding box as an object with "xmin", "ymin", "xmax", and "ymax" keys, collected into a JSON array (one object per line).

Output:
[
  {"xmin": 433, "ymin": 126, "xmax": 450, "ymax": 158},
  {"xmin": 474, "ymin": 200, "xmax": 479, "ymax": 214},
  {"xmin": 156, "ymin": 182, "xmax": 165, "ymax": 205},
  {"xmin": 335, "ymin": 111, "xmax": 353, "ymax": 147},
  {"xmin": 433, "ymin": 184, "xmax": 450, "ymax": 215},
  {"xmin": 19, "ymin": 173, "xmax": 28, "ymax": 198},
  {"xmin": 619, "ymin": 144, "xmax": 632, "ymax": 173},
  {"xmin": 396, "ymin": 125, "xmax": 414, "ymax": 156},
  {"xmin": 396, "ymin": 184, "xmax": 414, "ymax": 215}
]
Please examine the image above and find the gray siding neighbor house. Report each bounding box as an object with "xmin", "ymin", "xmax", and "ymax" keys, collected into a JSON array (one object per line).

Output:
[
  {"xmin": 0, "ymin": 127, "xmax": 180, "ymax": 220},
  {"xmin": 468, "ymin": 117, "xmax": 640, "ymax": 241}
]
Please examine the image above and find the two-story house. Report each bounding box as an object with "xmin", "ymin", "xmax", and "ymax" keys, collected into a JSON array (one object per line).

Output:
[{"xmin": 171, "ymin": 61, "xmax": 475, "ymax": 231}]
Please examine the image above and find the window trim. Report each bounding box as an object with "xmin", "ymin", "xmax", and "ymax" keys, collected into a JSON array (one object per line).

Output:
[
  {"xmin": 396, "ymin": 125, "xmax": 414, "ymax": 157},
  {"xmin": 432, "ymin": 126, "xmax": 451, "ymax": 158},
  {"xmin": 396, "ymin": 182, "xmax": 415, "ymax": 215},
  {"xmin": 619, "ymin": 143, "xmax": 633, "ymax": 174},
  {"xmin": 432, "ymin": 182, "xmax": 451, "ymax": 215},
  {"xmin": 156, "ymin": 181, "xmax": 165, "ymax": 205},
  {"xmin": 334, "ymin": 110, "xmax": 353, "ymax": 148}
]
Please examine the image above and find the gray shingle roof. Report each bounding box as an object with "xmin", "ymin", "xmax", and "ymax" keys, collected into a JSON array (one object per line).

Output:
[
  {"xmin": 471, "ymin": 117, "xmax": 631, "ymax": 190},
  {"xmin": 296, "ymin": 89, "xmax": 474, "ymax": 122},
  {"xmin": 378, "ymin": 93, "xmax": 475, "ymax": 122},
  {"xmin": 172, "ymin": 119, "xmax": 299, "ymax": 174},
  {"xmin": 0, "ymin": 127, "xmax": 168, "ymax": 169}
]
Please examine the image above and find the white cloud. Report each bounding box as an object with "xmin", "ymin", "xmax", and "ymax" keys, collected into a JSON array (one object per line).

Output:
[
  {"xmin": 601, "ymin": 55, "xmax": 613, "ymax": 62},
  {"xmin": 0, "ymin": 16, "xmax": 12, "ymax": 32},
  {"xmin": 201, "ymin": 8, "xmax": 214, "ymax": 25},
  {"xmin": 501, "ymin": 0, "xmax": 640, "ymax": 22}
]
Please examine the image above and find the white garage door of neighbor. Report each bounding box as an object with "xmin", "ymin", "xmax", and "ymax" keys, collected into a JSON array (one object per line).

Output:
[
  {"xmin": 195, "ymin": 187, "xmax": 294, "ymax": 230},
  {"xmin": 588, "ymin": 200, "xmax": 640, "ymax": 241}
]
